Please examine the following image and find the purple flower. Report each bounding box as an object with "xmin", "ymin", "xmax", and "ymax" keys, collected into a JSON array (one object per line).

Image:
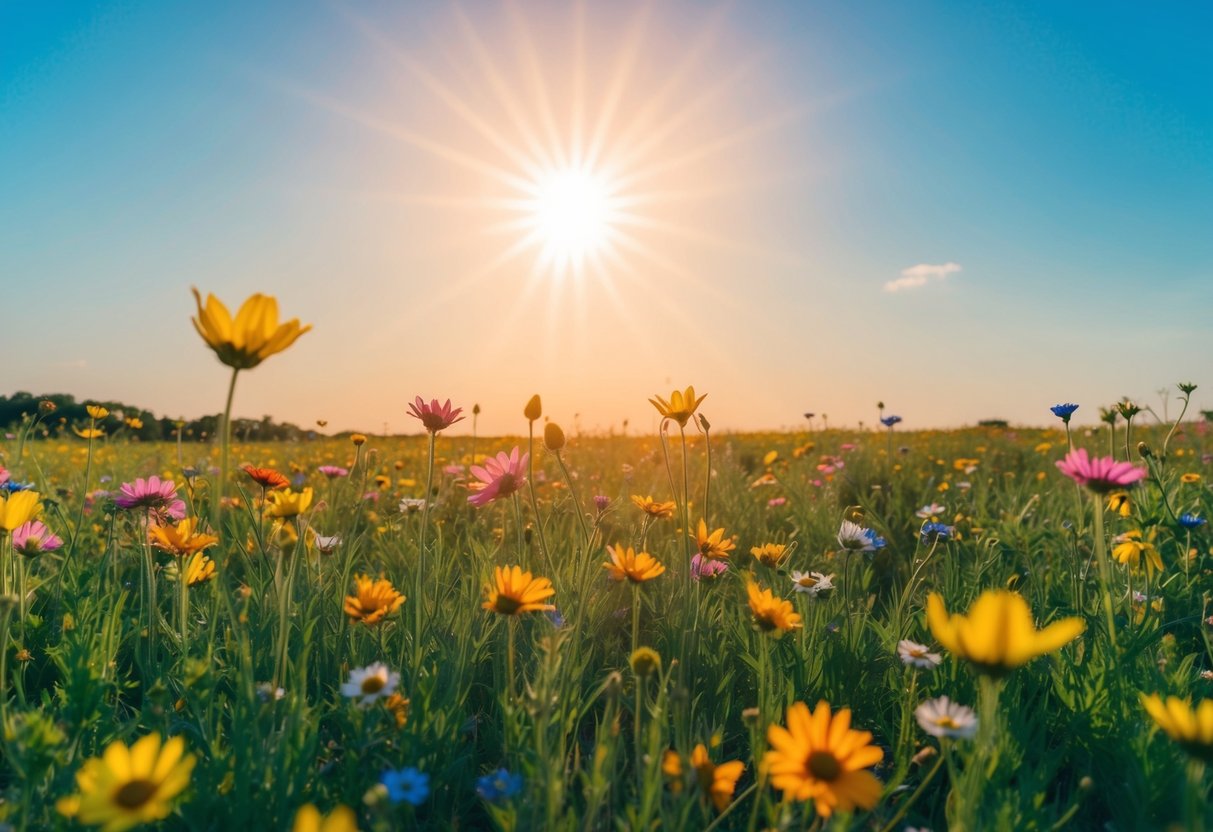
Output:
[
  {"xmin": 12, "ymin": 521, "xmax": 63, "ymax": 555},
  {"xmin": 691, "ymin": 553, "xmax": 729, "ymax": 581},
  {"xmin": 593, "ymin": 494, "xmax": 611, "ymax": 512}
]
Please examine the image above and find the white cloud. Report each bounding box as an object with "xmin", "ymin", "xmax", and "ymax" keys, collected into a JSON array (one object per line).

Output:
[{"xmin": 884, "ymin": 262, "xmax": 962, "ymax": 293}]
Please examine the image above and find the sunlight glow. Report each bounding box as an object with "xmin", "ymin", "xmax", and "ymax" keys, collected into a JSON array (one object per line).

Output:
[{"xmin": 525, "ymin": 167, "xmax": 618, "ymax": 276}]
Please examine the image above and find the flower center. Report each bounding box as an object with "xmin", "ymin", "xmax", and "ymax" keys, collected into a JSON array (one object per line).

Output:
[
  {"xmin": 494, "ymin": 594, "xmax": 522, "ymax": 615},
  {"xmin": 807, "ymin": 750, "xmax": 841, "ymax": 781},
  {"xmin": 496, "ymin": 474, "xmax": 517, "ymax": 496},
  {"xmin": 935, "ymin": 716, "xmax": 958, "ymax": 729},
  {"xmin": 361, "ymin": 676, "xmax": 386, "ymax": 694},
  {"xmin": 797, "ymin": 576, "xmax": 817, "ymax": 587},
  {"xmin": 114, "ymin": 778, "xmax": 158, "ymax": 809}
]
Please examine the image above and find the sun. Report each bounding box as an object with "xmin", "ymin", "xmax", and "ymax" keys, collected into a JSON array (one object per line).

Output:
[{"xmin": 523, "ymin": 166, "xmax": 619, "ymax": 277}]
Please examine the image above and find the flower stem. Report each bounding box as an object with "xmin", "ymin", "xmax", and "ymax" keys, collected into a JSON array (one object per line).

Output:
[
  {"xmin": 527, "ymin": 423, "xmax": 552, "ymax": 572},
  {"xmin": 1091, "ymin": 494, "xmax": 1119, "ymax": 651},
  {"xmin": 212, "ymin": 368, "xmax": 240, "ymax": 534},
  {"xmin": 415, "ymin": 432, "xmax": 435, "ymax": 673}
]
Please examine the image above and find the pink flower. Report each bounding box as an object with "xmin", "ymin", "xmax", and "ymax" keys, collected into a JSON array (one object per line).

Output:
[
  {"xmin": 768, "ymin": 497, "xmax": 787, "ymax": 508},
  {"xmin": 1055, "ymin": 448, "xmax": 1147, "ymax": 493},
  {"xmin": 0, "ymin": 467, "xmax": 9, "ymax": 486},
  {"xmin": 407, "ymin": 397, "xmax": 465, "ymax": 434},
  {"xmin": 113, "ymin": 476, "xmax": 187, "ymax": 520},
  {"xmin": 318, "ymin": 465, "xmax": 349, "ymax": 479},
  {"xmin": 468, "ymin": 447, "xmax": 528, "ymax": 507},
  {"xmin": 12, "ymin": 521, "xmax": 63, "ymax": 555},
  {"xmin": 691, "ymin": 553, "xmax": 729, "ymax": 581}
]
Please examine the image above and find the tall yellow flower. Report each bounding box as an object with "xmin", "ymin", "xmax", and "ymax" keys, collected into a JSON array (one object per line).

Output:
[
  {"xmin": 265, "ymin": 487, "xmax": 314, "ymax": 519},
  {"xmin": 191, "ymin": 289, "xmax": 311, "ymax": 370},
  {"xmin": 0, "ymin": 491, "xmax": 42, "ymax": 532},
  {"xmin": 631, "ymin": 495, "xmax": 676, "ymax": 519},
  {"xmin": 763, "ymin": 700, "xmax": 884, "ymax": 818},
  {"xmin": 86, "ymin": 405, "xmax": 110, "ymax": 420},
  {"xmin": 183, "ymin": 552, "xmax": 216, "ymax": 587},
  {"xmin": 690, "ymin": 743, "xmax": 745, "ymax": 811},
  {"xmin": 694, "ymin": 519, "xmax": 736, "ymax": 560},
  {"xmin": 55, "ymin": 733, "xmax": 195, "ymax": 832},
  {"xmin": 1140, "ymin": 694, "xmax": 1213, "ymax": 762},
  {"xmin": 292, "ymin": 804, "xmax": 358, "ymax": 832},
  {"xmin": 747, "ymin": 581, "xmax": 802, "ymax": 636},
  {"xmin": 482, "ymin": 566, "xmax": 555, "ymax": 616},
  {"xmin": 148, "ymin": 518, "xmax": 218, "ymax": 558},
  {"xmin": 344, "ymin": 574, "xmax": 406, "ymax": 625},
  {"xmin": 603, "ymin": 544, "xmax": 666, "ymax": 583},
  {"xmin": 750, "ymin": 543, "xmax": 788, "ymax": 568},
  {"xmin": 926, "ymin": 590, "xmax": 1084, "ymax": 675},
  {"xmin": 649, "ymin": 386, "xmax": 707, "ymax": 427},
  {"xmin": 73, "ymin": 427, "xmax": 105, "ymax": 439}
]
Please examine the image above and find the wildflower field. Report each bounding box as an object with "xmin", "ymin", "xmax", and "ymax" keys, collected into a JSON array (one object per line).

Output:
[{"xmin": 0, "ymin": 295, "xmax": 1211, "ymax": 832}]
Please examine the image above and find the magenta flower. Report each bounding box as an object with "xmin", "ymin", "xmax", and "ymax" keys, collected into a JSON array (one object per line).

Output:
[
  {"xmin": 318, "ymin": 465, "xmax": 349, "ymax": 479},
  {"xmin": 467, "ymin": 447, "xmax": 528, "ymax": 508},
  {"xmin": 593, "ymin": 495, "xmax": 610, "ymax": 512},
  {"xmin": 1056, "ymin": 448, "xmax": 1147, "ymax": 493},
  {"xmin": 0, "ymin": 466, "xmax": 9, "ymax": 486},
  {"xmin": 113, "ymin": 476, "xmax": 187, "ymax": 520},
  {"xmin": 407, "ymin": 397, "xmax": 465, "ymax": 434},
  {"xmin": 11, "ymin": 521, "xmax": 63, "ymax": 555},
  {"xmin": 691, "ymin": 553, "xmax": 729, "ymax": 581}
]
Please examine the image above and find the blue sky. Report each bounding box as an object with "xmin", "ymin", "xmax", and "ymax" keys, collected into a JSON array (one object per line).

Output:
[{"xmin": 2, "ymin": 1, "xmax": 1210, "ymax": 434}]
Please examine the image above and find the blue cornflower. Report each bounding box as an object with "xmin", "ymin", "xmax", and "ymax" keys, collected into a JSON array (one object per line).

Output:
[
  {"xmin": 476, "ymin": 768, "xmax": 524, "ymax": 803},
  {"xmin": 291, "ymin": 472, "xmax": 307, "ymax": 488},
  {"xmin": 880, "ymin": 415, "xmax": 902, "ymax": 428},
  {"xmin": 381, "ymin": 767, "xmax": 430, "ymax": 806},
  {"xmin": 546, "ymin": 609, "xmax": 566, "ymax": 628},
  {"xmin": 1179, "ymin": 513, "xmax": 1207, "ymax": 529},
  {"xmin": 920, "ymin": 521, "xmax": 953, "ymax": 542},
  {"xmin": 2, "ymin": 481, "xmax": 35, "ymax": 493},
  {"xmin": 864, "ymin": 529, "xmax": 887, "ymax": 550},
  {"xmin": 1051, "ymin": 403, "xmax": 1079, "ymax": 422}
]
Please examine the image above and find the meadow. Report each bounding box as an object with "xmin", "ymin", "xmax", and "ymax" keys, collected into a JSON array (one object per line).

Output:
[{"xmin": 0, "ymin": 294, "xmax": 1211, "ymax": 831}]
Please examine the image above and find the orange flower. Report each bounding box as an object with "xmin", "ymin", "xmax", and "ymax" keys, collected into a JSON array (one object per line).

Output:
[
  {"xmin": 691, "ymin": 744, "xmax": 745, "ymax": 811},
  {"xmin": 242, "ymin": 466, "xmax": 290, "ymax": 491},
  {"xmin": 693, "ymin": 519, "xmax": 736, "ymax": 560},
  {"xmin": 603, "ymin": 545, "xmax": 666, "ymax": 583},
  {"xmin": 344, "ymin": 574, "xmax": 405, "ymax": 625},
  {"xmin": 747, "ymin": 581, "xmax": 802, "ymax": 635},
  {"xmin": 483, "ymin": 566, "xmax": 556, "ymax": 616},
  {"xmin": 631, "ymin": 495, "xmax": 676, "ymax": 519}
]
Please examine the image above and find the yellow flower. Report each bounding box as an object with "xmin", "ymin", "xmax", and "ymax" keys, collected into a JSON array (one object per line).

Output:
[
  {"xmin": 125, "ymin": 417, "xmax": 143, "ymax": 430},
  {"xmin": 1181, "ymin": 472, "xmax": 1202, "ymax": 484},
  {"xmin": 184, "ymin": 552, "xmax": 216, "ymax": 587},
  {"xmin": 56, "ymin": 733, "xmax": 195, "ymax": 832},
  {"xmin": 649, "ymin": 386, "xmax": 707, "ymax": 427},
  {"xmin": 86, "ymin": 405, "xmax": 109, "ymax": 419},
  {"xmin": 1112, "ymin": 529, "xmax": 1163, "ymax": 573},
  {"xmin": 0, "ymin": 491, "xmax": 42, "ymax": 532},
  {"xmin": 191, "ymin": 288, "xmax": 312, "ymax": 371},
  {"xmin": 73, "ymin": 427, "xmax": 105, "ymax": 439},
  {"xmin": 603, "ymin": 544, "xmax": 666, "ymax": 583},
  {"xmin": 926, "ymin": 590, "xmax": 1084, "ymax": 675},
  {"xmin": 763, "ymin": 700, "xmax": 884, "ymax": 818},
  {"xmin": 148, "ymin": 518, "xmax": 218, "ymax": 558},
  {"xmin": 292, "ymin": 804, "xmax": 358, "ymax": 832},
  {"xmin": 750, "ymin": 543, "xmax": 788, "ymax": 568},
  {"xmin": 631, "ymin": 495, "xmax": 676, "ymax": 519},
  {"xmin": 747, "ymin": 581, "xmax": 802, "ymax": 636},
  {"xmin": 351, "ymin": 433, "xmax": 367, "ymax": 447},
  {"xmin": 1140, "ymin": 694, "xmax": 1213, "ymax": 762},
  {"xmin": 544, "ymin": 422, "xmax": 566, "ymax": 451},
  {"xmin": 265, "ymin": 487, "xmax": 314, "ymax": 518},
  {"xmin": 691, "ymin": 743, "xmax": 745, "ymax": 811},
  {"xmin": 483, "ymin": 565, "xmax": 556, "ymax": 616},
  {"xmin": 694, "ymin": 519, "xmax": 736, "ymax": 560},
  {"xmin": 1107, "ymin": 491, "xmax": 1131, "ymax": 518},
  {"xmin": 344, "ymin": 574, "xmax": 405, "ymax": 625}
]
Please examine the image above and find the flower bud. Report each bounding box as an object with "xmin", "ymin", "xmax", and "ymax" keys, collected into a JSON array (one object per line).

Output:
[
  {"xmin": 1137, "ymin": 441, "xmax": 1153, "ymax": 459},
  {"xmin": 629, "ymin": 647, "xmax": 662, "ymax": 677},
  {"xmin": 351, "ymin": 433, "xmax": 367, "ymax": 446},
  {"xmin": 544, "ymin": 422, "xmax": 566, "ymax": 451},
  {"xmin": 524, "ymin": 394, "xmax": 542, "ymax": 422}
]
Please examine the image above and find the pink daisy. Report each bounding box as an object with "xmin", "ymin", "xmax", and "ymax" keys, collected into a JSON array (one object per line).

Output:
[
  {"xmin": 112, "ymin": 476, "xmax": 187, "ymax": 520},
  {"xmin": 407, "ymin": 397, "xmax": 465, "ymax": 434},
  {"xmin": 318, "ymin": 465, "xmax": 349, "ymax": 479},
  {"xmin": 1055, "ymin": 448, "xmax": 1147, "ymax": 493},
  {"xmin": 691, "ymin": 553, "xmax": 729, "ymax": 581},
  {"xmin": 12, "ymin": 520, "xmax": 63, "ymax": 555},
  {"xmin": 467, "ymin": 447, "xmax": 528, "ymax": 508}
]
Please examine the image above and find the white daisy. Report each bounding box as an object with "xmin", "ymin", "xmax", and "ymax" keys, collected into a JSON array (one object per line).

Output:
[
  {"xmin": 897, "ymin": 639, "xmax": 942, "ymax": 668},
  {"xmin": 915, "ymin": 503, "xmax": 946, "ymax": 519},
  {"xmin": 915, "ymin": 696, "xmax": 978, "ymax": 739},
  {"xmin": 789, "ymin": 571, "xmax": 834, "ymax": 596},
  {"xmin": 837, "ymin": 520, "xmax": 876, "ymax": 552},
  {"xmin": 399, "ymin": 498, "xmax": 428, "ymax": 514},
  {"xmin": 341, "ymin": 662, "xmax": 399, "ymax": 706}
]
